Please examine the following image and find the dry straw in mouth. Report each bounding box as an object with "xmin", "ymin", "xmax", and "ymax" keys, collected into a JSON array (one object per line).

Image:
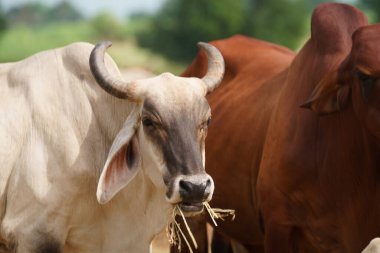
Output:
[{"xmin": 167, "ymin": 202, "xmax": 235, "ymax": 253}]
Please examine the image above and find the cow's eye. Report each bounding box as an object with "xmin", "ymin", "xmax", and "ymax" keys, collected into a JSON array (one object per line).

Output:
[
  {"xmin": 356, "ymin": 70, "xmax": 378, "ymax": 101},
  {"xmin": 142, "ymin": 118, "xmax": 155, "ymax": 128},
  {"xmin": 356, "ymin": 71, "xmax": 377, "ymax": 83},
  {"xmin": 200, "ymin": 116, "xmax": 211, "ymax": 133}
]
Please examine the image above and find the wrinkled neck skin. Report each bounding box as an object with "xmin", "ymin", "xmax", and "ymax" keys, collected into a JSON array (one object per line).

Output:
[
  {"xmin": 65, "ymin": 172, "xmax": 171, "ymax": 253},
  {"xmin": 79, "ymin": 169, "xmax": 171, "ymax": 253}
]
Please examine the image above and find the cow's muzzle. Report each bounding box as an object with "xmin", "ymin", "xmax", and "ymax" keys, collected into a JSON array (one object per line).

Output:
[{"xmin": 166, "ymin": 174, "xmax": 214, "ymax": 214}]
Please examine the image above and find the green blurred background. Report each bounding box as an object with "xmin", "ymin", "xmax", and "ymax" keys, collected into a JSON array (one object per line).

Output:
[{"xmin": 0, "ymin": 0, "xmax": 378, "ymax": 74}]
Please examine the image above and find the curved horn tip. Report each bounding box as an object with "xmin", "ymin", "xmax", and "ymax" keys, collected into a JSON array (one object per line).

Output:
[
  {"xmin": 95, "ymin": 40, "xmax": 113, "ymax": 49},
  {"xmin": 90, "ymin": 40, "xmax": 138, "ymax": 100},
  {"xmin": 197, "ymin": 41, "xmax": 213, "ymax": 50},
  {"xmin": 196, "ymin": 41, "xmax": 225, "ymax": 93},
  {"xmin": 197, "ymin": 41, "xmax": 206, "ymax": 47}
]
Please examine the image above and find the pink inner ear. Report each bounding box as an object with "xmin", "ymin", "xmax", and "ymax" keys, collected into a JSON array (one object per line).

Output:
[
  {"xmin": 104, "ymin": 144, "xmax": 129, "ymax": 190},
  {"xmin": 102, "ymin": 135, "xmax": 141, "ymax": 196}
]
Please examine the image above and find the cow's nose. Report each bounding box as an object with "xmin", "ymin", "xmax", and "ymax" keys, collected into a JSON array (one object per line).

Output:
[{"xmin": 179, "ymin": 175, "xmax": 213, "ymax": 202}]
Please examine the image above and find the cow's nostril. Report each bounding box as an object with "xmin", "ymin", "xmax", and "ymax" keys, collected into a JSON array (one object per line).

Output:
[
  {"xmin": 179, "ymin": 179, "xmax": 209, "ymax": 202},
  {"xmin": 179, "ymin": 180, "xmax": 193, "ymax": 194},
  {"xmin": 206, "ymin": 179, "xmax": 211, "ymax": 188}
]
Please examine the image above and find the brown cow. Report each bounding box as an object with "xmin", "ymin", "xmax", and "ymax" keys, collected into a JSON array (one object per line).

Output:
[
  {"xmin": 173, "ymin": 3, "xmax": 380, "ymax": 253},
  {"xmin": 258, "ymin": 3, "xmax": 380, "ymax": 253}
]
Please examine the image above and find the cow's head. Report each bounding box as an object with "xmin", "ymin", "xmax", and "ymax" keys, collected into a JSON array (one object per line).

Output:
[
  {"xmin": 303, "ymin": 3, "xmax": 380, "ymax": 138},
  {"xmin": 300, "ymin": 7, "xmax": 380, "ymax": 140},
  {"xmin": 89, "ymin": 41, "xmax": 224, "ymax": 215}
]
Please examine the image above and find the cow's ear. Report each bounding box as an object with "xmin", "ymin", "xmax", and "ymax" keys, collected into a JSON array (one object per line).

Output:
[
  {"xmin": 300, "ymin": 71, "xmax": 350, "ymax": 115},
  {"xmin": 97, "ymin": 109, "xmax": 141, "ymax": 204}
]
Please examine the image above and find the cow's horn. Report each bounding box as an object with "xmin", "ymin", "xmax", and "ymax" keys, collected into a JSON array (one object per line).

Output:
[
  {"xmin": 198, "ymin": 42, "xmax": 225, "ymax": 93},
  {"xmin": 90, "ymin": 41, "xmax": 139, "ymax": 100}
]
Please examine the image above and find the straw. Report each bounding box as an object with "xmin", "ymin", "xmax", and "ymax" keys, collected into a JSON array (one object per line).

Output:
[
  {"xmin": 166, "ymin": 202, "xmax": 235, "ymax": 252},
  {"xmin": 203, "ymin": 202, "xmax": 235, "ymax": 226}
]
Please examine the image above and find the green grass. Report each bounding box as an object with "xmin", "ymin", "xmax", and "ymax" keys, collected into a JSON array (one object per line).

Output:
[
  {"xmin": 0, "ymin": 22, "xmax": 96, "ymax": 62},
  {"xmin": 0, "ymin": 21, "xmax": 185, "ymax": 75}
]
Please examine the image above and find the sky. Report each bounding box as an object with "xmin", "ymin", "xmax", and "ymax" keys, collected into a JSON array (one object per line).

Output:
[{"xmin": 1, "ymin": 0, "xmax": 166, "ymax": 18}]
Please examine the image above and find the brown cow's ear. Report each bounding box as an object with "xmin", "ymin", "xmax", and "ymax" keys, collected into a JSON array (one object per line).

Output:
[
  {"xmin": 96, "ymin": 108, "xmax": 141, "ymax": 204},
  {"xmin": 300, "ymin": 71, "xmax": 350, "ymax": 115}
]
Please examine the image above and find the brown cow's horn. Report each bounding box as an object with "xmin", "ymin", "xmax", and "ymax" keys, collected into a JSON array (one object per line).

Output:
[
  {"xmin": 90, "ymin": 41, "xmax": 137, "ymax": 100},
  {"xmin": 198, "ymin": 42, "xmax": 225, "ymax": 93}
]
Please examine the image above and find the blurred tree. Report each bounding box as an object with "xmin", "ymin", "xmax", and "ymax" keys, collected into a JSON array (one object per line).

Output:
[
  {"xmin": 0, "ymin": 1, "xmax": 7, "ymax": 36},
  {"xmin": 6, "ymin": 2, "xmax": 50, "ymax": 27},
  {"xmin": 137, "ymin": 0, "xmax": 312, "ymax": 62},
  {"xmin": 126, "ymin": 12, "xmax": 152, "ymax": 36},
  {"xmin": 91, "ymin": 11, "xmax": 123, "ymax": 40},
  {"xmin": 6, "ymin": 1, "xmax": 82, "ymax": 27},
  {"xmin": 138, "ymin": 0, "xmax": 245, "ymax": 61},
  {"xmin": 361, "ymin": 0, "xmax": 380, "ymax": 21},
  {"xmin": 47, "ymin": 1, "xmax": 82, "ymax": 23},
  {"xmin": 243, "ymin": 0, "xmax": 309, "ymax": 49}
]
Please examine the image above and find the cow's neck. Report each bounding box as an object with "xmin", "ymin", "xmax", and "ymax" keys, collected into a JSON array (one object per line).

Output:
[
  {"xmin": 65, "ymin": 169, "xmax": 172, "ymax": 253},
  {"xmin": 314, "ymin": 106, "xmax": 380, "ymax": 189},
  {"xmin": 101, "ymin": 169, "xmax": 171, "ymax": 248}
]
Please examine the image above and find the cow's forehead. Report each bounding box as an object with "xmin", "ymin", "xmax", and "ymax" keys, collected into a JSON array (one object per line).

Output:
[{"xmin": 138, "ymin": 72, "xmax": 208, "ymax": 112}]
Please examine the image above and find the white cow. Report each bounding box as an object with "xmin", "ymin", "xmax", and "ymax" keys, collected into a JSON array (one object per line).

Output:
[{"xmin": 0, "ymin": 41, "xmax": 224, "ymax": 253}]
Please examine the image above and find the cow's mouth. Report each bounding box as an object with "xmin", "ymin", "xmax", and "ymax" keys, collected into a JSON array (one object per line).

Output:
[{"xmin": 178, "ymin": 202, "xmax": 204, "ymax": 213}]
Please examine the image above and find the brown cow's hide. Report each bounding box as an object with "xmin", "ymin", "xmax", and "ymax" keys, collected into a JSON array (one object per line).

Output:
[{"xmin": 172, "ymin": 2, "xmax": 380, "ymax": 253}]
